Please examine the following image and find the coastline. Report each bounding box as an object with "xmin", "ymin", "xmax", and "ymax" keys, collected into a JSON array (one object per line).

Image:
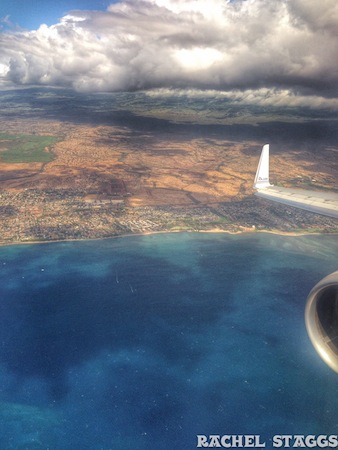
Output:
[
  {"xmin": 1, "ymin": 191, "xmax": 337, "ymax": 249},
  {"xmin": 0, "ymin": 227, "xmax": 336, "ymax": 248}
]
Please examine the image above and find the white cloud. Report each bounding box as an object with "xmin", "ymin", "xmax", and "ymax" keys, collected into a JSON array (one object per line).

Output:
[
  {"xmin": 146, "ymin": 87, "xmax": 338, "ymax": 110},
  {"xmin": 0, "ymin": 0, "xmax": 337, "ymax": 97},
  {"xmin": 0, "ymin": 62, "xmax": 8, "ymax": 76},
  {"xmin": 174, "ymin": 48, "xmax": 223, "ymax": 70}
]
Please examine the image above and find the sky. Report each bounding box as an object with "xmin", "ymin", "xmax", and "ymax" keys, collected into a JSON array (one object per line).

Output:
[
  {"xmin": 0, "ymin": 0, "xmax": 337, "ymax": 108},
  {"xmin": 0, "ymin": 0, "xmax": 112, "ymax": 30}
]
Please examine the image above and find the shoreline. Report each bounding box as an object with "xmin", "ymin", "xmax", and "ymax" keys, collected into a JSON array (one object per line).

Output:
[{"xmin": 0, "ymin": 227, "xmax": 336, "ymax": 248}]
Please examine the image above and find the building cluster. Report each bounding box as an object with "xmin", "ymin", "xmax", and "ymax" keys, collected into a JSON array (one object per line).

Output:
[{"xmin": 0, "ymin": 188, "xmax": 337, "ymax": 245}]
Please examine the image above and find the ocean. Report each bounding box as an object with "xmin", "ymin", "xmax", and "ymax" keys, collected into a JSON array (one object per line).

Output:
[{"xmin": 0, "ymin": 232, "xmax": 337, "ymax": 450}]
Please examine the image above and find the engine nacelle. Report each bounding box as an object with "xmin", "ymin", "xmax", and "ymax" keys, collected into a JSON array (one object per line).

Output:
[{"xmin": 305, "ymin": 271, "xmax": 338, "ymax": 373}]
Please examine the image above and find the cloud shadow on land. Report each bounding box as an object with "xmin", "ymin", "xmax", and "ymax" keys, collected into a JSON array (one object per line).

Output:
[{"xmin": 1, "ymin": 88, "xmax": 338, "ymax": 155}]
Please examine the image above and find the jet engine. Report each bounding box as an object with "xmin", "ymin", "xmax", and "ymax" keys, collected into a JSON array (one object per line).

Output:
[{"xmin": 305, "ymin": 271, "xmax": 338, "ymax": 373}]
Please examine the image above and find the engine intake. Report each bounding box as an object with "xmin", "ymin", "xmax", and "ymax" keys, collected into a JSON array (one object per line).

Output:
[{"xmin": 305, "ymin": 271, "xmax": 338, "ymax": 373}]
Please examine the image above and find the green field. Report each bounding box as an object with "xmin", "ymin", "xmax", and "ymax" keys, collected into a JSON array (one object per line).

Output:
[{"xmin": 0, "ymin": 133, "xmax": 58, "ymax": 163}]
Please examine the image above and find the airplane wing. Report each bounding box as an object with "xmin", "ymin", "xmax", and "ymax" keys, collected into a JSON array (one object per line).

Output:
[
  {"xmin": 256, "ymin": 186, "xmax": 338, "ymax": 219},
  {"xmin": 254, "ymin": 145, "xmax": 338, "ymax": 219}
]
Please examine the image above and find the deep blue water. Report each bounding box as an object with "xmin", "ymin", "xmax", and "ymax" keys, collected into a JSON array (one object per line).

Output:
[{"xmin": 0, "ymin": 232, "xmax": 337, "ymax": 450}]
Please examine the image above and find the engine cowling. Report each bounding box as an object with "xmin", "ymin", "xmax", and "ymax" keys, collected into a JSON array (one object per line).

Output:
[{"xmin": 305, "ymin": 271, "xmax": 338, "ymax": 373}]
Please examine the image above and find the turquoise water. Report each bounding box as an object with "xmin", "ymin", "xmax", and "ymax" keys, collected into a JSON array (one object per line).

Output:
[{"xmin": 0, "ymin": 232, "xmax": 337, "ymax": 449}]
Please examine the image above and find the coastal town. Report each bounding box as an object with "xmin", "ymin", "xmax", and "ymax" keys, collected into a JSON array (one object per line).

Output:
[
  {"xmin": 0, "ymin": 119, "xmax": 337, "ymax": 245},
  {"xmin": 0, "ymin": 186, "xmax": 337, "ymax": 244}
]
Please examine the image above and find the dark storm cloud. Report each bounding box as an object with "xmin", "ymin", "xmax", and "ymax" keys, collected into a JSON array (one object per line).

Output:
[{"xmin": 0, "ymin": 0, "xmax": 337, "ymax": 99}]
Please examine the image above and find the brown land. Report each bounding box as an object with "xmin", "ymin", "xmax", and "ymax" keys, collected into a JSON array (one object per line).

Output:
[{"xmin": 0, "ymin": 118, "xmax": 337, "ymax": 244}]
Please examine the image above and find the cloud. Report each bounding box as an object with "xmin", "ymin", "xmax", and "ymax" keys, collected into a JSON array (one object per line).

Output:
[
  {"xmin": 145, "ymin": 87, "xmax": 338, "ymax": 110},
  {"xmin": 0, "ymin": 0, "xmax": 337, "ymax": 96}
]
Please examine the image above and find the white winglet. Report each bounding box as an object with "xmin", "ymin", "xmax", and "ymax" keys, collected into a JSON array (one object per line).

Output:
[{"xmin": 254, "ymin": 144, "xmax": 272, "ymax": 189}]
